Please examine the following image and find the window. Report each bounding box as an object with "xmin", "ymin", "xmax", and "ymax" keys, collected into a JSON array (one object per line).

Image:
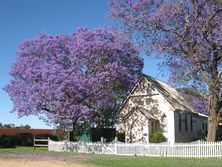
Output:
[
  {"xmin": 179, "ymin": 113, "xmax": 182, "ymax": 132},
  {"xmin": 185, "ymin": 114, "xmax": 188, "ymax": 132},
  {"xmin": 190, "ymin": 115, "xmax": 193, "ymax": 132}
]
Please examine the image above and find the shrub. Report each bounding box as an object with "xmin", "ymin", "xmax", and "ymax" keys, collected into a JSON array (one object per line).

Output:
[
  {"xmin": 116, "ymin": 132, "xmax": 125, "ymax": 142},
  {"xmin": 150, "ymin": 132, "xmax": 167, "ymax": 143},
  {"xmin": 15, "ymin": 133, "xmax": 33, "ymax": 146},
  {"xmin": 54, "ymin": 133, "xmax": 66, "ymax": 141},
  {"xmin": 0, "ymin": 133, "xmax": 62, "ymax": 148},
  {"xmin": 34, "ymin": 134, "xmax": 59, "ymax": 141},
  {"xmin": 0, "ymin": 135, "xmax": 16, "ymax": 148}
]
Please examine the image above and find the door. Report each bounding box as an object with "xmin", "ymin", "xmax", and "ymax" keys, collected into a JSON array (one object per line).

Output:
[{"xmin": 150, "ymin": 119, "xmax": 160, "ymax": 134}]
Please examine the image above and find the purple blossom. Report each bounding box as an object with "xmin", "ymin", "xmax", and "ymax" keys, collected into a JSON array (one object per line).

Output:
[
  {"xmin": 5, "ymin": 27, "xmax": 143, "ymax": 126},
  {"xmin": 109, "ymin": 0, "xmax": 222, "ymax": 88},
  {"xmin": 191, "ymin": 98, "xmax": 208, "ymax": 115},
  {"xmin": 109, "ymin": 0, "xmax": 222, "ymax": 141}
]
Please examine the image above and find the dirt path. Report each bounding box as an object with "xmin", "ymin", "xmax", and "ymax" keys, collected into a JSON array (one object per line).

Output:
[
  {"xmin": 0, "ymin": 157, "xmax": 94, "ymax": 167},
  {"xmin": 0, "ymin": 158, "xmax": 92, "ymax": 167}
]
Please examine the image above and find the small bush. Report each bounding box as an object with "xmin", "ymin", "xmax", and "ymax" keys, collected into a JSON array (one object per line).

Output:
[
  {"xmin": 150, "ymin": 132, "xmax": 167, "ymax": 143},
  {"xmin": 54, "ymin": 133, "xmax": 66, "ymax": 141}
]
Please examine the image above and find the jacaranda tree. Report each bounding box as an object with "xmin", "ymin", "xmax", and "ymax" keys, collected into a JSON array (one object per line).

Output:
[
  {"xmin": 178, "ymin": 87, "xmax": 208, "ymax": 115},
  {"xmin": 5, "ymin": 28, "xmax": 143, "ymax": 140},
  {"xmin": 109, "ymin": 0, "xmax": 222, "ymax": 141}
]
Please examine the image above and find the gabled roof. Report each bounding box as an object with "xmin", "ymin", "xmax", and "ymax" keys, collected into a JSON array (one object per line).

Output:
[
  {"xmin": 144, "ymin": 75, "xmax": 196, "ymax": 113},
  {"xmin": 118, "ymin": 74, "xmax": 197, "ymax": 114}
]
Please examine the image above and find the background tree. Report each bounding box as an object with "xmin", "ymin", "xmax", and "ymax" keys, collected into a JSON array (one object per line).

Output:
[
  {"xmin": 17, "ymin": 124, "xmax": 31, "ymax": 129},
  {"xmin": 5, "ymin": 28, "xmax": 143, "ymax": 140},
  {"xmin": 109, "ymin": 0, "xmax": 222, "ymax": 141},
  {"xmin": 0, "ymin": 123, "xmax": 31, "ymax": 129},
  {"xmin": 2, "ymin": 124, "xmax": 15, "ymax": 128}
]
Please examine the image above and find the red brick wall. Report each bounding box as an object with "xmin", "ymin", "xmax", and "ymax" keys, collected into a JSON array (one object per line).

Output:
[{"xmin": 0, "ymin": 128, "xmax": 56, "ymax": 136}]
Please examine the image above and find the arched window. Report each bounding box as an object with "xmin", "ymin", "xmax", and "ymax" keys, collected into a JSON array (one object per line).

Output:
[
  {"xmin": 179, "ymin": 113, "xmax": 182, "ymax": 132},
  {"xmin": 185, "ymin": 114, "xmax": 188, "ymax": 132},
  {"xmin": 190, "ymin": 115, "xmax": 193, "ymax": 132}
]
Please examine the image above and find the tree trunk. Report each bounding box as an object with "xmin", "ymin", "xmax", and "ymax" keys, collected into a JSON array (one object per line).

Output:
[
  {"xmin": 207, "ymin": 86, "xmax": 220, "ymax": 142},
  {"xmin": 69, "ymin": 122, "xmax": 77, "ymax": 141},
  {"xmin": 207, "ymin": 114, "xmax": 218, "ymax": 141}
]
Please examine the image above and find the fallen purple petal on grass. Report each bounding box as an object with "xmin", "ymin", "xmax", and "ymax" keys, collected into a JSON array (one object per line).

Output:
[{"xmin": 0, "ymin": 153, "xmax": 89, "ymax": 162}]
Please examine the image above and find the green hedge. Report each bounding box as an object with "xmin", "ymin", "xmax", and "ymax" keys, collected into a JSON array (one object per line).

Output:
[
  {"xmin": 0, "ymin": 135, "xmax": 16, "ymax": 148},
  {"xmin": 34, "ymin": 134, "xmax": 59, "ymax": 141},
  {"xmin": 0, "ymin": 133, "xmax": 60, "ymax": 148},
  {"xmin": 15, "ymin": 133, "xmax": 33, "ymax": 146}
]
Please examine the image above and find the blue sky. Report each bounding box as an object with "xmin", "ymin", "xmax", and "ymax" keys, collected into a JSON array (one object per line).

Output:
[{"xmin": 0, "ymin": 0, "xmax": 167, "ymax": 129}]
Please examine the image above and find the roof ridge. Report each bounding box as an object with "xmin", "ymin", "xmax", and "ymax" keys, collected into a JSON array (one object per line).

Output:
[{"xmin": 143, "ymin": 74, "xmax": 196, "ymax": 113}]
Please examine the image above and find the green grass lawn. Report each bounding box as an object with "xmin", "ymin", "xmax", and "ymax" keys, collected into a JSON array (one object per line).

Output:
[
  {"xmin": 85, "ymin": 155, "xmax": 222, "ymax": 167},
  {"xmin": 0, "ymin": 146, "xmax": 79, "ymax": 156},
  {"xmin": 1, "ymin": 147, "xmax": 222, "ymax": 167},
  {"xmin": 0, "ymin": 146, "xmax": 48, "ymax": 154}
]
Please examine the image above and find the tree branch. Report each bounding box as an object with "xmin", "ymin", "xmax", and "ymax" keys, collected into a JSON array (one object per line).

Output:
[
  {"xmin": 41, "ymin": 107, "xmax": 54, "ymax": 113},
  {"xmin": 214, "ymin": 71, "xmax": 222, "ymax": 86},
  {"xmin": 187, "ymin": 50, "xmax": 212, "ymax": 85},
  {"xmin": 209, "ymin": 8, "xmax": 222, "ymax": 21},
  {"xmin": 153, "ymin": 23, "xmax": 184, "ymax": 39},
  {"xmin": 190, "ymin": 0, "xmax": 201, "ymax": 21}
]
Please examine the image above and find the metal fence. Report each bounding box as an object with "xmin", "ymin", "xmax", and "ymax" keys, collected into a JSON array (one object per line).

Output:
[{"xmin": 48, "ymin": 139, "xmax": 222, "ymax": 158}]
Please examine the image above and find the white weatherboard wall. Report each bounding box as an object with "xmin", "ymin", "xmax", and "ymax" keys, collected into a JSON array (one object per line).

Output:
[
  {"xmin": 147, "ymin": 87, "xmax": 176, "ymax": 144},
  {"xmin": 174, "ymin": 112, "xmax": 208, "ymax": 142},
  {"xmin": 124, "ymin": 110, "xmax": 149, "ymax": 143},
  {"xmin": 167, "ymin": 110, "xmax": 175, "ymax": 144}
]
